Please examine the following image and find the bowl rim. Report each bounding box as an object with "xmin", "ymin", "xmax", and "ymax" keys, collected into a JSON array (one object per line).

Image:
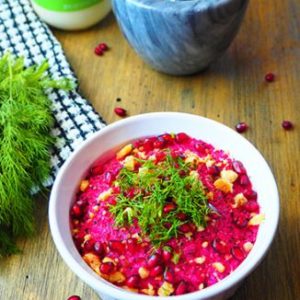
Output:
[{"xmin": 49, "ymin": 112, "xmax": 280, "ymax": 300}]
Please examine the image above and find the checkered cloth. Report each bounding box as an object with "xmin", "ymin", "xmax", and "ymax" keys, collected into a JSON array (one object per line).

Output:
[{"xmin": 0, "ymin": 0, "xmax": 106, "ymax": 186}]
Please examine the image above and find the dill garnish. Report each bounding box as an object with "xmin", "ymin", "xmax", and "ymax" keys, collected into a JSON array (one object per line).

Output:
[
  {"xmin": 0, "ymin": 53, "xmax": 73, "ymax": 257},
  {"xmin": 110, "ymin": 151, "xmax": 210, "ymax": 247}
]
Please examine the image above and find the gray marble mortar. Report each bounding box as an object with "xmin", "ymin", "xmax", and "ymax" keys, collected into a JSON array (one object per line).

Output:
[{"xmin": 112, "ymin": 0, "xmax": 249, "ymax": 75}]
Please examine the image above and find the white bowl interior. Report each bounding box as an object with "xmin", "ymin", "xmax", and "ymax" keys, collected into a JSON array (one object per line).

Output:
[{"xmin": 49, "ymin": 112, "xmax": 279, "ymax": 300}]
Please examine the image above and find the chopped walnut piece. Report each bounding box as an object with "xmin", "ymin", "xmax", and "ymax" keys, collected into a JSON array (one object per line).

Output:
[
  {"xmin": 212, "ymin": 262, "xmax": 226, "ymax": 273},
  {"xmin": 221, "ymin": 170, "xmax": 238, "ymax": 183},
  {"xmin": 243, "ymin": 242, "xmax": 254, "ymax": 252},
  {"xmin": 248, "ymin": 213, "xmax": 265, "ymax": 225},
  {"xmin": 214, "ymin": 178, "xmax": 233, "ymax": 193},
  {"xmin": 195, "ymin": 256, "xmax": 206, "ymax": 264},
  {"xmin": 233, "ymin": 193, "xmax": 248, "ymax": 208},
  {"xmin": 97, "ymin": 188, "xmax": 112, "ymax": 202},
  {"xmin": 108, "ymin": 271, "xmax": 126, "ymax": 284},
  {"xmin": 123, "ymin": 155, "xmax": 136, "ymax": 170},
  {"xmin": 83, "ymin": 253, "xmax": 101, "ymax": 275},
  {"xmin": 116, "ymin": 144, "xmax": 133, "ymax": 160},
  {"xmin": 80, "ymin": 179, "xmax": 89, "ymax": 192},
  {"xmin": 141, "ymin": 284, "xmax": 155, "ymax": 296},
  {"xmin": 158, "ymin": 281, "xmax": 174, "ymax": 296},
  {"xmin": 138, "ymin": 266, "xmax": 150, "ymax": 279}
]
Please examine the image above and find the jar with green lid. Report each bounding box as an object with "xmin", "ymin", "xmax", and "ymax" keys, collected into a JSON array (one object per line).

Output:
[{"xmin": 30, "ymin": 0, "xmax": 111, "ymax": 30}]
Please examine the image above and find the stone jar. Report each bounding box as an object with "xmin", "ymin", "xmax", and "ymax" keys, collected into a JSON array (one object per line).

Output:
[{"xmin": 112, "ymin": 0, "xmax": 249, "ymax": 75}]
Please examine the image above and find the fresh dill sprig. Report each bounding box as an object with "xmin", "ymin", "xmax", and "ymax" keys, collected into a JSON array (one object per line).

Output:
[
  {"xmin": 0, "ymin": 52, "xmax": 73, "ymax": 257},
  {"xmin": 110, "ymin": 151, "xmax": 210, "ymax": 247}
]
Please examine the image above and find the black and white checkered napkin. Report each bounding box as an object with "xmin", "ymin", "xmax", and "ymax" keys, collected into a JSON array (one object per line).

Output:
[{"xmin": 0, "ymin": 0, "xmax": 106, "ymax": 186}]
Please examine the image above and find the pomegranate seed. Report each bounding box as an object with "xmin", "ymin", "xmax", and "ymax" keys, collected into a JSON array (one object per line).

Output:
[
  {"xmin": 76, "ymin": 199, "xmax": 86, "ymax": 207},
  {"xmin": 245, "ymin": 201, "xmax": 259, "ymax": 212},
  {"xmin": 162, "ymin": 247, "xmax": 173, "ymax": 262},
  {"xmin": 212, "ymin": 239, "xmax": 229, "ymax": 254},
  {"xmin": 232, "ymin": 212, "xmax": 248, "ymax": 228},
  {"xmin": 143, "ymin": 138, "xmax": 155, "ymax": 152},
  {"xmin": 147, "ymin": 253, "xmax": 161, "ymax": 268},
  {"xmin": 232, "ymin": 160, "xmax": 246, "ymax": 174},
  {"xmin": 207, "ymin": 165, "xmax": 220, "ymax": 176},
  {"xmin": 235, "ymin": 122, "xmax": 248, "ymax": 133},
  {"xmin": 98, "ymin": 42, "xmax": 108, "ymax": 51},
  {"xmin": 126, "ymin": 238, "xmax": 137, "ymax": 252},
  {"xmin": 126, "ymin": 275, "xmax": 140, "ymax": 288},
  {"xmin": 163, "ymin": 202, "xmax": 177, "ymax": 214},
  {"xmin": 114, "ymin": 107, "xmax": 127, "ymax": 117},
  {"xmin": 194, "ymin": 141, "xmax": 206, "ymax": 153},
  {"xmin": 83, "ymin": 239, "xmax": 95, "ymax": 252},
  {"xmin": 177, "ymin": 212, "xmax": 187, "ymax": 221},
  {"xmin": 179, "ymin": 223, "xmax": 191, "ymax": 233},
  {"xmin": 67, "ymin": 296, "xmax": 81, "ymax": 300},
  {"xmin": 93, "ymin": 241, "xmax": 104, "ymax": 256},
  {"xmin": 150, "ymin": 265, "xmax": 164, "ymax": 277},
  {"xmin": 164, "ymin": 222, "xmax": 172, "ymax": 229},
  {"xmin": 90, "ymin": 165, "xmax": 103, "ymax": 175},
  {"xmin": 103, "ymin": 171, "xmax": 114, "ymax": 184},
  {"xmin": 155, "ymin": 151, "xmax": 166, "ymax": 162},
  {"xmin": 108, "ymin": 197, "xmax": 117, "ymax": 205},
  {"xmin": 175, "ymin": 281, "xmax": 188, "ymax": 295},
  {"xmin": 265, "ymin": 72, "xmax": 275, "ymax": 82},
  {"xmin": 231, "ymin": 246, "xmax": 245, "ymax": 260},
  {"xmin": 164, "ymin": 269, "xmax": 175, "ymax": 283},
  {"xmin": 239, "ymin": 174, "xmax": 250, "ymax": 186},
  {"xmin": 162, "ymin": 133, "xmax": 174, "ymax": 144},
  {"xmin": 71, "ymin": 204, "xmax": 81, "ymax": 218},
  {"xmin": 175, "ymin": 132, "xmax": 190, "ymax": 143},
  {"xmin": 109, "ymin": 240, "xmax": 124, "ymax": 253},
  {"xmin": 100, "ymin": 262, "xmax": 115, "ymax": 274},
  {"xmin": 244, "ymin": 189, "xmax": 258, "ymax": 200},
  {"xmin": 153, "ymin": 136, "xmax": 165, "ymax": 149},
  {"xmin": 282, "ymin": 120, "xmax": 294, "ymax": 130},
  {"xmin": 94, "ymin": 47, "xmax": 104, "ymax": 56}
]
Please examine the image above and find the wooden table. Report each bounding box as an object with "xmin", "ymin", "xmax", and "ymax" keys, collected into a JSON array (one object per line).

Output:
[{"xmin": 1, "ymin": 0, "xmax": 299, "ymax": 299}]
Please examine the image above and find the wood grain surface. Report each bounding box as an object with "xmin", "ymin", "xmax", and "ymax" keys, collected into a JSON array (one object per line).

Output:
[{"xmin": 1, "ymin": 0, "xmax": 299, "ymax": 299}]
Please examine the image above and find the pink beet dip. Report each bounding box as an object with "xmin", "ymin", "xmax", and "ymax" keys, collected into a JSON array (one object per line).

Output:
[{"xmin": 70, "ymin": 133, "xmax": 262, "ymax": 296}]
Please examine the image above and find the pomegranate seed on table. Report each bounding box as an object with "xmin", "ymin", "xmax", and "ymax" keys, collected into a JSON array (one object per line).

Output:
[
  {"xmin": 100, "ymin": 262, "xmax": 115, "ymax": 274},
  {"xmin": 114, "ymin": 107, "xmax": 127, "ymax": 117},
  {"xmin": 282, "ymin": 120, "xmax": 294, "ymax": 130},
  {"xmin": 235, "ymin": 122, "xmax": 248, "ymax": 133},
  {"xmin": 67, "ymin": 296, "xmax": 81, "ymax": 300},
  {"xmin": 264, "ymin": 72, "xmax": 275, "ymax": 82}
]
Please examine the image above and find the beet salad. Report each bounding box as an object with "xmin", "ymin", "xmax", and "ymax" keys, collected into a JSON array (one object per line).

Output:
[{"xmin": 70, "ymin": 133, "xmax": 264, "ymax": 296}]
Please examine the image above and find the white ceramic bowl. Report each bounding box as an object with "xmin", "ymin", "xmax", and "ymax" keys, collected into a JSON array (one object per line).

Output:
[{"xmin": 49, "ymin": 112, "xmax": 279, "ymax": 300}]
